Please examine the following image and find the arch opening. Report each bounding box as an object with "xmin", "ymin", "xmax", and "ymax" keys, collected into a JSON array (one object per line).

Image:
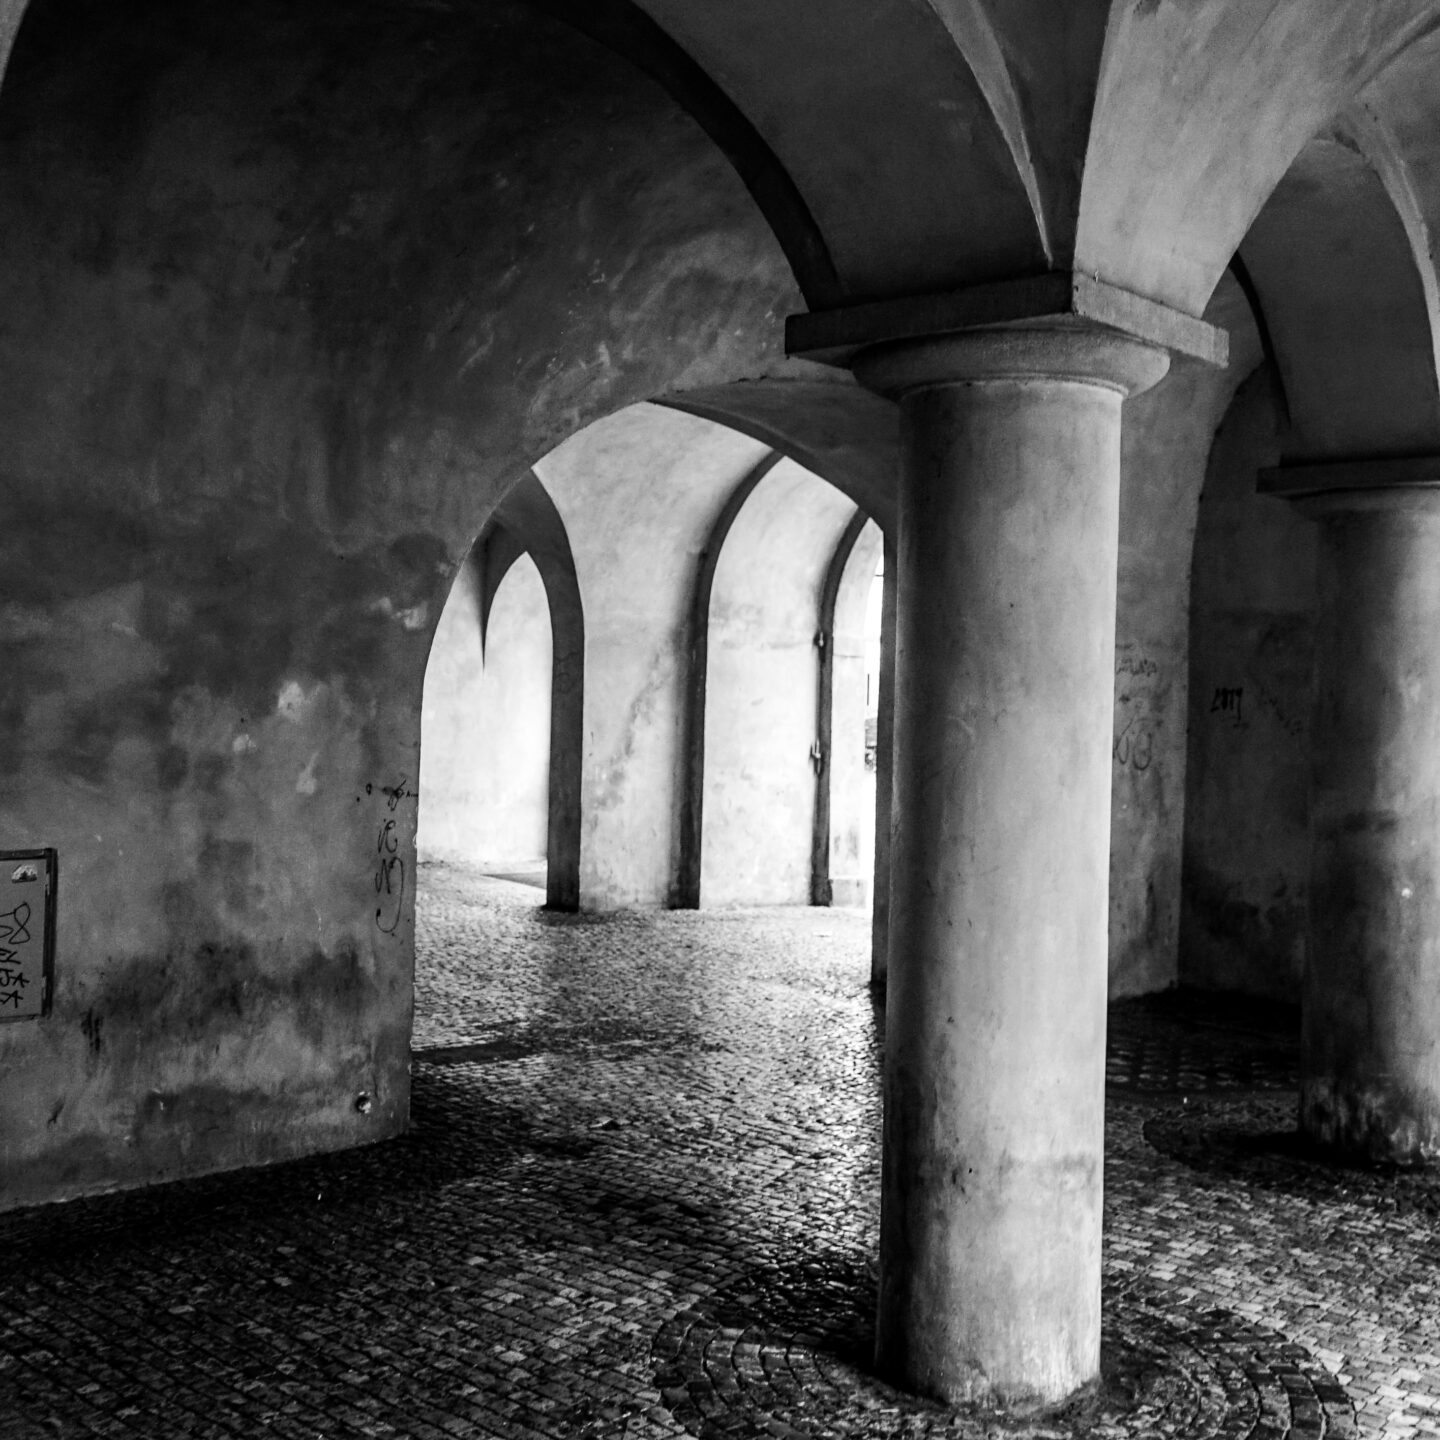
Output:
[
  {"xmin": 418, "ymin": 466, "xmax": 586, "ymax": 910},
  {"xmin": 697, "ymin": 454, "xmax": 880, "ymax": 911},
  {"xmin": 419, "ymin": 548, "xmax": 553, "ymax": 888},
  {"xmin": 812, "ymin": 515, "xmax": 883, "ymax": 910}
]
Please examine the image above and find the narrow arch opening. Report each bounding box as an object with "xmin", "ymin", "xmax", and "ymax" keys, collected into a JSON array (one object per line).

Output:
[
  {"xmin": 863, "ymin": 551, "xmax": 883, "ymax": 762},
  {"xmin": 418, "ymin": 548, "xmax": 553, "ymax": 889},
  {"xmin": 826, "ymin": 539, "xmax": 884, "ymax": 909},
  {"xmin": 696, "ymin": 456, "xmax": 882, "ymax": 910}
]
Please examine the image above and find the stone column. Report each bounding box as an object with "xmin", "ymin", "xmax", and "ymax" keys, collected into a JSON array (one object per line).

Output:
[
  {"xmin": 1266, "ymin": 465, "xmax": 1440, "ymax": 1164},
  {"xmin": 855, "ymin": 327, "xmax": 1169, "ymax": 1404},
  {"xmin": 788, "ymin": 276, "xmax": 1222, "ymax": 1406}
]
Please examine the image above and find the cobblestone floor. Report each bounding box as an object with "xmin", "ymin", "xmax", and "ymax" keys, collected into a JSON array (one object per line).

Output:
[{"xmin": 1, "ymin": 861, "xmax": 1435, "ymax": 1437}]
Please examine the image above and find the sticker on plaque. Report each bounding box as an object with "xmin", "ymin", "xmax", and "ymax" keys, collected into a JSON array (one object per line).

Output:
[{"xmin": 0, "ymin": 849, "xmax": 56, "ymax": 1020}]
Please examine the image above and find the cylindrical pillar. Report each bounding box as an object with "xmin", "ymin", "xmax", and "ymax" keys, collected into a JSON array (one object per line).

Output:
[
  {"xmin": 1301, "ymin": 488, "xmax": 1440, "ymax": 1164},
  {"xmin": 856, "ymin": 327, "xmax": 1169, "ymax": 1405}
]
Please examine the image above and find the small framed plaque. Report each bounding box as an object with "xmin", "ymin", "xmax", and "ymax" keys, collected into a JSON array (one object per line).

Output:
[{"xmin": 0, "ymin": 849, "xmax": 56, "ymax": 1021}]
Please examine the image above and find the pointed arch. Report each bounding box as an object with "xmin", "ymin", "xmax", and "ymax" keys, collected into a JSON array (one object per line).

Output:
[
  {"xmin": 695, "ymin": 455, "xmax": 864, "ymax": 908},
  {"xmin": 473, "ymin": 472, "xmax": 586, "ymax": 911},
  {"xmin": 674, "ymin": 450, "xmax": 783, "ymax": 908}
]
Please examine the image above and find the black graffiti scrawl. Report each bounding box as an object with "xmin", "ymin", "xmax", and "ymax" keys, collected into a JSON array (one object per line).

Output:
[
  {"xmin": 0, "ymin": 851, "xmax": 55, "ymax": 1021},
  {"xmin": 366, "ymin": 780, "xmax": 413, "ymax": 936}
]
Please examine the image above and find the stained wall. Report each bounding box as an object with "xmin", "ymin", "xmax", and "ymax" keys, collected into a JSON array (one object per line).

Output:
[
  {"xmin": 0, "ymin": 0, "xmax": 805, "ymax": 1208},
  {"xmin": 1181, "ymin": 368, "xmax": 1316, "ymax": 999},
  {"xmin": 0, "ymin": 0, "xmax": 1337, "ymax": 1215},
  {"xmin": 1103, "ymin": 277, "xmax": 1264, "ymax": 996}
]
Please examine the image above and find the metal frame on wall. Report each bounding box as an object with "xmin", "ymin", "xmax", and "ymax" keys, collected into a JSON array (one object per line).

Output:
[{"xmin": 0, "ymin": 848, "xmax": 57, "ymax": 1021}]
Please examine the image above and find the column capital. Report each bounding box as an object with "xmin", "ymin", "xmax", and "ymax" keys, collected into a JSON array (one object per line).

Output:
[
  {"xmin": 1259, "ymin": 456, "xmax": 1440, "ymax": 516},
  {"xmin": 784, "ymin": 271, "xmax": 1228, "ymax": 373},
  {"xmin": 849, "ymin": 323, "xmax": 1171, "ymax": 401}
]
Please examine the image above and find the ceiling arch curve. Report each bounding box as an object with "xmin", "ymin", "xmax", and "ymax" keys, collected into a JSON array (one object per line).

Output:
[
  {"xmin": 918, "ymin": 0, "xmax": 1112, "ymax": 270},
  {"xmin": 517, "ymin": 0, "xmax": 843, "ymax": 308},
  {"xmin": 1078, "ymin": 0, "xmax": 1440, "ymax": 315},
  {"xmin": 1238, "ymin": 128, "xmax": 1440, "ymax": 461},
  {"xmin": 662, "ymin": 379, "xmax": 898, "ymax": 536},
  {"xmin": 627, "ymin": 0, "xmax": 1049, "ymax": 302}
]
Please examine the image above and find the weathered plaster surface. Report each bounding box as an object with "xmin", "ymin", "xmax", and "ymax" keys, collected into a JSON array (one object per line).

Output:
[
  {"xmin": 0, "ymin": 0, "xmax": 806, "ymax": 1207},
  {"xmin": 1181, "ymin": 368, "xmax": 1315, "ymax": 1001},
  {"xmin": 0, "ymin": 505, "xmax": 425, "ymax": 1206},
  {"xmin": 0, "ymin": 0, "xmax": 1400, "ymax": 1217},
  {"xmin": 1105, "ymin": 276, "xmax": 1262, "ymax": 997}
]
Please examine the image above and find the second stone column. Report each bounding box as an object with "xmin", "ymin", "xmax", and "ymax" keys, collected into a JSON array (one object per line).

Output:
[
  {"xmin": 856, "ymin": 326, "xmax": 1169, "ymax": 1405},
  {"xmin": 1289, "ymin": 480, "xmax": 1440, "ymax": 1164}
]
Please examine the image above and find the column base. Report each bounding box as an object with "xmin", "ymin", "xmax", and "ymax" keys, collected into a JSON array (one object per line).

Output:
[
  {"xmin": 1301, "ymin": 1078, "xmax": 1440, "ymax": 1166},
  {"xmin": 877, "ymin": 1342, "xmax": 1100, "ymax": 1411}
]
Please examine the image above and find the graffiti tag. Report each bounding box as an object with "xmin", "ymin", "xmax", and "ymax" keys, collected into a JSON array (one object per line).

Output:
[
  {"xmin": 0, "ymin": 902, "xmax": 35, "ymax": 1013},
  {"xmin": 1113, "ymin": 714, "xmax": 1155, "ymax": 772},
  {"xmin": 369, "ymin": 778, "xmax": 412, "ymax": 934},
  {"xmin": 1211, "ymin": 686, "xmax": 1245, "ymax": 728}
]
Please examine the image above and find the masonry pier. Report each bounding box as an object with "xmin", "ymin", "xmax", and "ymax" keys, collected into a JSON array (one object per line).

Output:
[
  {"xmin": 1268, "ymin": 461, "xmax": 1440, "ymax": 1165},
  {"xmin": 853, "ymin": 326, "xmax": 1170, "ymax": 1402}
]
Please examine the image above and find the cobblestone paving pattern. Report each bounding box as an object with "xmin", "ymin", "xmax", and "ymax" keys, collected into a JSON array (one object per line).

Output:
[{"xmin": 0, "ymin": 861, "xmax": 1432, "ymax": 1437}]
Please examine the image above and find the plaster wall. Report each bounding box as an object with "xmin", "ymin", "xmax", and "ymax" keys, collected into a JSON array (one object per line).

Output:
[
  {"xmin": 1104, "ymin": 278, "xmax": 1263, "ymax": 997},
  {"xmin": 1181, "ymin": 368, "xmax": 1315, "ymax": 1000},
  {"xmin": 0, "ymin": 0, "xmax": 806, "ymax": 1208},
  {"xmin": 0, "ymin": 0, "xmax": 1358, "ymax": 1218},
  {"xmin": 536, "ymin": 405, "xmax": 773, "ymax": 908},
  {"xmin": 700, "ymin": 460, "xmax": 859, "ymax": 907},
  {"xmin": 419, "ymin": 553, "xmax": 552, "ymax": 869}
]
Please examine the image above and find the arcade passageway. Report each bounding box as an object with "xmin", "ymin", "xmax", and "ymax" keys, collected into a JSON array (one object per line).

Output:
[
  {"xmin": 2, "ymin": 867, "xmax": 1434, "ymax": 1440},
  {"xmin": 15, "ymin": 0, "xmax": 1440, "ymax": 1426}
]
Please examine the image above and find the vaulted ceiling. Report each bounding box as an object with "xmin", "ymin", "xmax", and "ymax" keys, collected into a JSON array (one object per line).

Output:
[{"xmin": 5, "ymin": 0, "xmax": 1440, "ymax": 461}]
